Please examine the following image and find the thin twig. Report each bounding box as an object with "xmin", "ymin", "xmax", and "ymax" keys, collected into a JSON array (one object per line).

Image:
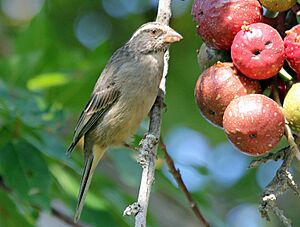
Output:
[
  {"xmin": 123, "ymin": 0, "xmax": 173, "ymax": 226},
  {"xmin": 249, "ymin": 146, "xmax": 288, "ymax": 169},
  {"xmin": 51, "ymin": 207, "xmax": 85, "ymax": 227},
  {"xmin": 159, "ymin": 138, "xmax": 210, "ymax": 227},
  {"xmin": 256, "ymin": 78, "xmax": 300, "ymax": 226}
]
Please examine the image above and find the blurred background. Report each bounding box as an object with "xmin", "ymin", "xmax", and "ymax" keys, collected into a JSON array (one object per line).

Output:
[{"xmin": 0, "ymin": 0, "xmax": 299, "ymax": 226}]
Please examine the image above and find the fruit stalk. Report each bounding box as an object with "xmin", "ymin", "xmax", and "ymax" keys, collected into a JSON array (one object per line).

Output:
[
  {"xmin": 252, "ymin": 80, "xmax": 300, "ymax": 227},
  {"xmin": 159, "ymin": 138, "xmax": 210, "ymax": 227}
]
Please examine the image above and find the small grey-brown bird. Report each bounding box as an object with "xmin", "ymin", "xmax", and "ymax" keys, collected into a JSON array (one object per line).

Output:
[{"xmin": 67, "ymin": 21, "xmax": 182, "ymax": 222}]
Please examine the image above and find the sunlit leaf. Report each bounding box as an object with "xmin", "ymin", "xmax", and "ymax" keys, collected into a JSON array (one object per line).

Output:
[
  {"xmin": 49, "ymin": 164, "xmax": 108, "ymax": 210},
  {"xmin": 27, "ymin": 73, "xmax": 70, "ymax": 91}
]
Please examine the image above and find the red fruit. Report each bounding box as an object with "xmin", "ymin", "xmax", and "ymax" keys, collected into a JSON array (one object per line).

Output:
[
  {"xmin": 192, "ymin": 0, "xmax": 262, "ymax": 50},
  {"xmin": 284, "ymin": 24, "xmax": 300, "ymax": 79},
  {"xmin": 231, "ymin": 23, "xmax": 285, "ymax": 80},
  {"xmin": 223, "ymin": 94, "xmax": 285, "ymax": 156},
  {"xmin": 194, "ymin": 62, "xmax": 262, "ymax": 127}
]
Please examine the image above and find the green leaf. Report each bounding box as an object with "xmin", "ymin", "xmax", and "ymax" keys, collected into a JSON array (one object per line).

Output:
[
  {"xmin": 49, "ymin": 164, "xmax": 108, "ymax": 210},
  {"xmin": 80, "ymin": 206, "xmax": 121, "ymax": 227},
  {"xmin": 23, "ymin": 130, "xmax": 77, "ymax": 169},
  {"xmin": 197, "ymin": 165, "xmax": 210, "ymax": 176},
  {"xmin": 111, "ymin": 148, "xmax": 141, "ymax": 187},
  {"xmin": 0, "ymin": 189, "xmax": 32, "ymax": 227},
  {"xmin": 0, "ymin": 140, "xmax": 52, "ymax": 210},
  {"xmin": 27, "ymin": 73, "xmax": 70, "ymax": 91}
]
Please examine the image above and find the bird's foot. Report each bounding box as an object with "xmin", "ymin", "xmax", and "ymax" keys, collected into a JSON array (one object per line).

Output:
[{"xmin": 123, "ymin": 143, "xmax": 139, "ymax": 152}]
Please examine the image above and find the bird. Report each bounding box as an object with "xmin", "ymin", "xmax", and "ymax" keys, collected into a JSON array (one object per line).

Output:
[{"xmin": 67, "ymin": 21, "xmax": 182, "ymax": 222}]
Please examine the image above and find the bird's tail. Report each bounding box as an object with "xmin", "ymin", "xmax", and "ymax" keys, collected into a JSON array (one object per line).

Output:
[
  {"xmin": 74, "ymin": 146, "xmax": 105, "ymax": 223},
  {"xmin": 66, "ymin": 142, "xmax": 76, "ymax": 156}
]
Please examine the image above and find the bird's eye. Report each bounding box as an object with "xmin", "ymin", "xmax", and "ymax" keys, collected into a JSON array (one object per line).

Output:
[{"xmin": 150, "ymin": 29, "xmax": 157, "ymax": 35}]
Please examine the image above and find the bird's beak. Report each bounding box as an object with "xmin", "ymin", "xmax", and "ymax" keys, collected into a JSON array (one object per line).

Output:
[{"xmin": 163, "ymin": 30, "xmax": 183, "ymax": 44}]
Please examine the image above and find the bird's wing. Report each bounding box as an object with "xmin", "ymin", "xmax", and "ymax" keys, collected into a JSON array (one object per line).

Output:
[{"xmin": 67, "ymin": 87, "xmax": 120, "ymax": 155}]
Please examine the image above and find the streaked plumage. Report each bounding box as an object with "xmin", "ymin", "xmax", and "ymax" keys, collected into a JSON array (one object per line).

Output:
[{"xmin": 67, "ymin": 22, "xmax": 182, "ymax": 222}]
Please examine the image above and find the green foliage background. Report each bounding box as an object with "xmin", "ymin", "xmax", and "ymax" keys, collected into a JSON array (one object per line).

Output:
[{"xmin": 0, "ymin": 0, "xmax": 299, "ymax": 226}]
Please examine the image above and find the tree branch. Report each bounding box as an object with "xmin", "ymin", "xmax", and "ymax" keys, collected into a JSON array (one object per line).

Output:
[
  {"xmin": 123, "ymin": 0, "xmax": 173, "ymax": 226},
  {"xmin": 249, "ymin": 78, "xmax": 300, "ymax": 226},
  {"xmin": 159, "ymin": 138, "xmax": 210, "ymax": 227}
]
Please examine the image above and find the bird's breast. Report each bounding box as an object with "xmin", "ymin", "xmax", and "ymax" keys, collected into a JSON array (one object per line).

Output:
[{"xmin": 92, "ymin": 52, "xmax": 164, "ymax": 147}]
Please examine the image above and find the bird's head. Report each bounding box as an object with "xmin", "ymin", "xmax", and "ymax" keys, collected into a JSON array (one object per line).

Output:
[{"xmin": 128, "ymin": 22, "xmax": 182, "ymax": 54}]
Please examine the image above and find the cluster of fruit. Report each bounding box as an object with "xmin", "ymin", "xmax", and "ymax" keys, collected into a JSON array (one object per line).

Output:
[{"xmin": 192, "ymin": 0, "xmax": 300, "ymax": 156}]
